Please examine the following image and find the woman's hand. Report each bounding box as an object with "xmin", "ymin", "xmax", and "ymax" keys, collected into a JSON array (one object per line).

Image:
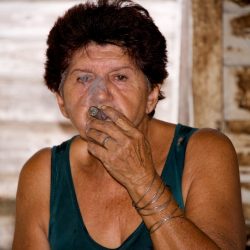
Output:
[{"xmin": 85, "ymin": 106, "xmax": 155, "ymax": 192}]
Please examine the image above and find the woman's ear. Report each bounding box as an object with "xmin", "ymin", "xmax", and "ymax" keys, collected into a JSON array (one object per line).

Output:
[
  {"xmin": 146, "ymin": 84, "xmax": 161, "ymax": 114},
  {"xmin": 55, "ymin": 92, "xmax": 69, "ymax": 118}
]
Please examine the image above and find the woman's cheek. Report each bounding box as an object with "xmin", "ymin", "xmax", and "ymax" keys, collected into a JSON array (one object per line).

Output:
[{"xmin": 64, "ymin": 101, "xmax": 88, "ymax": 135}]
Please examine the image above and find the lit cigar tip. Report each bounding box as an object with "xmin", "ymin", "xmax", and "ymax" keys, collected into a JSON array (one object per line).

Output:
[{"xmin": 88, "ymin": 106, "xmax": 99, "ymax": 117}]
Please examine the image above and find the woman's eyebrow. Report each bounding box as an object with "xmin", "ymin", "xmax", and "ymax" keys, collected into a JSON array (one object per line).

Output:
[
  {"xmin": 70, "ymin": 65, "xmax": 135, "ymax": 75},
  {"xmin": 109, "ymin": 65, "xmax": 135, "ymax": 73},
  {"xmin": 70, "ymin": 68, "xmax": 93, "ymax": 75},
  {"xmin": 109, "ymin": 66, "xmax": 134, "ymax": 72}
]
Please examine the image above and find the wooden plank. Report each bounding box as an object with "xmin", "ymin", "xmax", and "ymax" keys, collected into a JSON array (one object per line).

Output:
[
  {"xmin": 0, "ymin": 1, "xmax": 180, "ymax": 40},
  {"xmin": 226, "ymin": 120, "xmax": 250, "ymax": 134},
  {"xmin": 0, "ymin": 1, "xmax": 80, "ymax": 39},
  {"xmin": 224, "ymin": 1, "xmax": 250, "ymax": 13},
  {"xmin": 240, "ymin": 166, "xmax": 250, "ymax": 183},
  {"xmin": 223, "ymin": 11, "xmax": 250, "ymax": 66},
  {"xmin": 0, "ymin": 0, "xmax": 181, "ymax": 124},
  {"xmin": 0, "ymin": 198, "xmax": 15, "ymax": 216},
  {"xmin": 178, "ymin": 0, "xmax": 194, "ymax": 125},
  {"xmin": 0, "ymin": 121, "xmax": 76, "ymax": 175},
  {"xmin": 0, "ymin": 175, "xmax": 18, "ymax": 200},
  {"xmin": 0, "ymin": 40, "xmax": 45, "ymax": 78},
  {"xmin": 138, "ymin": 0, "xmax": 182, "ymax": 123},
  {"xmin": 0, "ymin": 215, "xmax": 14, "ymax": 250},
  {"xmin": 223, "ymin": 1, "xmax": 250, "ymax": 66},
  {"xmin": 223, "ymin": 66, "xmax": 250, "ymax": 120},
  {"xmin": 0, "ymin": 80, "xmax": 66, "ymax": 122},
  {"xmin": 241, "ymin": 183, "xmax": 250, "ymax": 220},
  {"xmin": 0, "ymin": 2, "xmax": 183, "ymax": 250},
  {"xmin": 226, "ymin": 133, "xmax": 250, "ymax": 150},
  {"xmin": 226, "ymin": 132, "xmax": 250, "ymax": 167},
  {"xmin": 238, "ymin": 152, "xmax": 250, "ymax": 166},
  {"xmin": 192, "ymin": 0, "xmax": 223, "ymax": 129}
]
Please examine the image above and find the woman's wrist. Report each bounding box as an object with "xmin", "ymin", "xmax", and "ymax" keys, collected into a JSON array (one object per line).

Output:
[
  {"xmin": 126, "ymin": 170, "xmax": 159, "ymax": 202},
  {"xmin": 128, "ymin": 173, "xmax": 184, "ymax": 233}
]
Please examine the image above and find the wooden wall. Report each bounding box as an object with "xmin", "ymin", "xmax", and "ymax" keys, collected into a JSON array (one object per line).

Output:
[
  {"xmin": 1, "ymin": 0, "xmax": 249, "ymax": 249},
  {"xmin": 191, "ymin": 0, "xmax": 250, "ymax": 245},
  {"xmin": 0, "ymin": 2, "xmax": 80, "ymax": 248},
  {"xmin": 0, "ymin": 1, "xmax": 181, "ymax": 249},
  {"xmin": 223, "ymin": 1, "xmax": 250, "ymax": 242}
]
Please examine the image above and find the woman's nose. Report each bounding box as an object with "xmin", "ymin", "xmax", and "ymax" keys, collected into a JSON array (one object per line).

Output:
[{"xmin": 90, "ymin": 77, "xmax": 112, "ymax": 101}]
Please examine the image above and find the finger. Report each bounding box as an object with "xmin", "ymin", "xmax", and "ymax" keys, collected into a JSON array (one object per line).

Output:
[
  {"xmin": 86, "ymin": 118, "xmax": 126, "ymax": 142},
  {"xmin": 88, "ymin": 140, "xmax": 109, "ymax": 162},
  {"xmin": 88, "ymin": 106, "xmax": 109, "ymax": 120},
  {"xmin": 101, "ymin": 106, "xmax": 135, "ymax": 133},
  {"xmin": 86, "ymin": 127, "xmax": 108, "ymax": 146},
  {"xmin": 86, "ymin": 128, "xmax": 117, "ymax": 150},
  {"xmin": 102, "ymin": 136, "xmax": 113, "ymax": 149},
  {"xmin": 88, "ymin": 141, "xmax": 107, "ymax": 158}
]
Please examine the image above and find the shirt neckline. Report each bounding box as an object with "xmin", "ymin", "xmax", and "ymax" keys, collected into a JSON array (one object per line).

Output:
[{"xmin": 65, "ymin": 123, "xmax": 181, "ymax": 249}]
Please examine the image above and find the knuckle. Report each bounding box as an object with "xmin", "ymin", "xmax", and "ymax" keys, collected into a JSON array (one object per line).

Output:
[
  {"xmin": 109, "ymin": 154, "xmax": 117, "ymax": 163},
  {"xmin": 87, "ymin": 142, "xmax": 95, "ymax": 152},
  {"xmin": 113, "ymin": 112, "xmax": 121, "ymax": 121},
  {"xmin": 86, "ymin": 127, "xmax": 93, "ymax": 136},
  {"xmin": 103, "ymin": 121, "xmax": 113, "ymax": 130}
]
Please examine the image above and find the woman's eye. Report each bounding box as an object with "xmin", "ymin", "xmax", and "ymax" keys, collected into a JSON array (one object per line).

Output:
[
  {"xmin": 115, "ymin": 74, "xmax": 128, "ymax": 81},
  {"xmin": 77, "ymin": 75, "xmax": 93, "ymax": 83}
]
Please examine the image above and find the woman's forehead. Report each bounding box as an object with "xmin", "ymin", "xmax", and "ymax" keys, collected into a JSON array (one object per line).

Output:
[
  {"xmin": 75, "ymin": 43, "xmax": 128, "ymax": 60},
  {"xmin": 69, "ymin": 43, "xmax": 138, "ymax": 72}
]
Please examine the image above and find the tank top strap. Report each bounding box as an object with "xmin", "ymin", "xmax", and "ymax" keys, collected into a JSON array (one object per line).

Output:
[
  {"xmin": 49, "ymin": 136, "xmax": 75, "ymax": 244},
  {"xmin": 161, "ymin": 124, "xmax": 198, "ymax": 209}
]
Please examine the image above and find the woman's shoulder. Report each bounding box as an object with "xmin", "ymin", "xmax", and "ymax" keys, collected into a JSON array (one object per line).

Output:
[
  {"xmin": 15, "ymin": 148, "xmax": 52, "ymax": 237},
  {"xmin": 150, "ymin": 119, "xmax": 234, "ymax": 149},
  {"xmin": 180, "ymin": 126, "xmax": 238, "ymax": 174},
  {"xmin": 180, "ymin": 128, "xmax": 245, "ymax": 248},
  {"xmin": 17, "ymin": 147, "xmax": 52, "ymax": 203},
  {"xmin": 183, "ymin": 127, "xmax": 239, "ymax": 187},
  {"xmin": 20, "ymin": 147, "xmax": 52, "ymax": 180},
  {"xmin": 187, "ymin": 127, "xmax": 236, "ymax": 156},
  {"xmin": 17, "ymin": 148, "xmax": 52, "ymax": 206}
]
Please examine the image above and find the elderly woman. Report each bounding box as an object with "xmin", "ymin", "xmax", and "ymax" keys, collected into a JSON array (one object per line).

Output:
[{"xmin": 12, "ymin": 0, "xmax": 245, "ymax": 249}]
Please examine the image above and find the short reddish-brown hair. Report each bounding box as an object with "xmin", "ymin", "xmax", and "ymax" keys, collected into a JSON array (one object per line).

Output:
[{"xmin": 44, "ymin": 0, "xmax": 168, "ymax": 101}]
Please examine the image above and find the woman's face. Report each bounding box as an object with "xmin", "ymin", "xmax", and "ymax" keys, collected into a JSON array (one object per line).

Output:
[{"xmin": 56, "ymin": 43, "xmax": 159, "ymax": 138}]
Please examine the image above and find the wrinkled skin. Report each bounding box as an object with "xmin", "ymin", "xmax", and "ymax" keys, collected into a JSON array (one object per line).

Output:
[{"xmin": 56, "ymin": 42, "xmax": 160, "ymax": 189}]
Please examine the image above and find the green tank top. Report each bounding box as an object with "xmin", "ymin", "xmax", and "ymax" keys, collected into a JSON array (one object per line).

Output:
[{"xmin": 49, "ymin": 124, "xmax": 197, "ymax": 250}]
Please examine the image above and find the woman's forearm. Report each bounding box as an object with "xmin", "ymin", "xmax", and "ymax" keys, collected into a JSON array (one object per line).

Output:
[
  {"xmin": 128, "ymin": 174, "xmax": 238, "ymax": 250},
  {"xmin": 150, "ymin": 216, "xmax": 220, "ymax": 250}
]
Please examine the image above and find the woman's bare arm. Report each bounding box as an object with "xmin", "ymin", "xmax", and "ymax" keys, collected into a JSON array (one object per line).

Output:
[
  {"xmin": 86, "ymin": 106, "xmax": 246, "ymax": 249},
  {"xmin": 144, "ymin": 129, "xmax": 246, "ymax": 249},
  {"xmin": 12, "ymin": 148, "xmax": 51, "ymax": 250}
]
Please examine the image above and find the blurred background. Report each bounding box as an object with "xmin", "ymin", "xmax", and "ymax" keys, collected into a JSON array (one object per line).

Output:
[{"xmin": 0, "ymin": 0, "xmax": 249, "ymax": 249}]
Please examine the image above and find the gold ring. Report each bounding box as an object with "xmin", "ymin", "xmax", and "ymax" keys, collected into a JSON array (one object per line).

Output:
[{"xmin": 102, "ymin": 136, "xmax": 111, "ymax": 147}]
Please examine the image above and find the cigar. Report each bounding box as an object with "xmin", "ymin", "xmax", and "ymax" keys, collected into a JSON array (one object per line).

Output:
[{"xmin": 88, "ymin": 106, "xmax": 108, "ymax": 120}]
